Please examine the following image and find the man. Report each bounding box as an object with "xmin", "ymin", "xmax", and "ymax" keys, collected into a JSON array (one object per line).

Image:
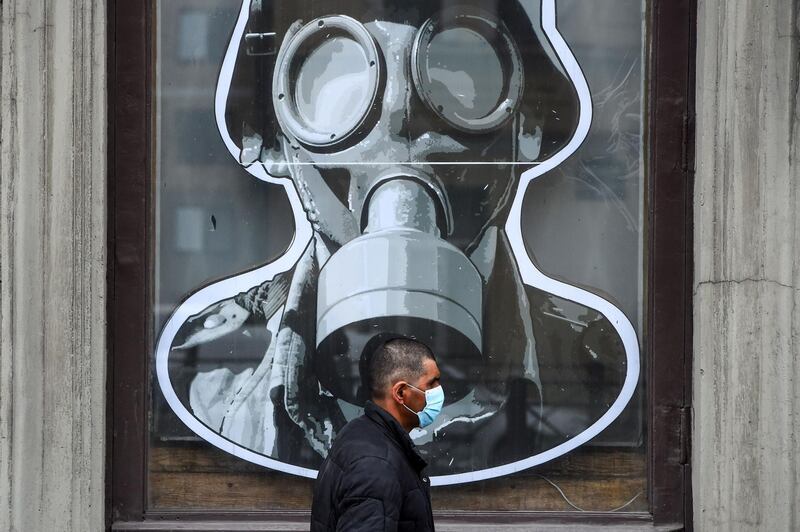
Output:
[{"xmin": 311, "ymin": 338, "xmax": 442, "ymax": 531}]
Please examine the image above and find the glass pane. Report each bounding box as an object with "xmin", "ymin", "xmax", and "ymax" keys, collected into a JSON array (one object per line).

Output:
[{"xmin": 151, "ymin": 0, "xmax": 648, "ymax": 514}]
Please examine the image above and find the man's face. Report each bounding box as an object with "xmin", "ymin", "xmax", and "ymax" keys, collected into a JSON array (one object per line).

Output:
[
  {"xmin": 276, "ymin": 19, "xmax": 523, "ymax": 251},
  {"xmin": 403, "ymin": 357, "xmax": 441, "ymax": 415}
]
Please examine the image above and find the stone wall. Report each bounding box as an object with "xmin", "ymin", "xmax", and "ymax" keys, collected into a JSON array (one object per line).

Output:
[
  {"xmin": 693, "ymin": 0, "xmax": 800, "ymax": 530},
  {"xmin": 0, "ymin": 1, "xmax": 106, "ymax": 531}
]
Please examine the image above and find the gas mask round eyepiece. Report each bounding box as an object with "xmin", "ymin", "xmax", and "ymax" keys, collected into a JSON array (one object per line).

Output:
[
  {"xmin": 411, "ymin": 8, "xmax": 524, "ymax": 133},
  {"xmin": 272, "ymin": 15, "xmax": 382, "ymax": 149}
]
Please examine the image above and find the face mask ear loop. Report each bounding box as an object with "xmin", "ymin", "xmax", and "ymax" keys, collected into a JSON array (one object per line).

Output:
[
  {"xmin": 399, "ymin": 383, "xmax": 422, "ymax": 417},
  {"xmin": 401, "ymin": 402, "xmax": 418, "ymax": 418}
]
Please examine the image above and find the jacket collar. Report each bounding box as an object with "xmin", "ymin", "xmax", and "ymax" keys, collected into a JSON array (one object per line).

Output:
[{"xmin": 364, "ymin": 401, "xmax": 428, "ymax": 473}]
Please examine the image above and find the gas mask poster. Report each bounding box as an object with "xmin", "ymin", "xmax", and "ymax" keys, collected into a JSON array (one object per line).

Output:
[{"xmin": 155, "ymin": 0, "xmax": 644, "ymax": 485}]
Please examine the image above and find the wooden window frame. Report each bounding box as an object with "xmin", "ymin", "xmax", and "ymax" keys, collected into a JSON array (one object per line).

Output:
[{"xmin": 107, "ymin": 0, "xmax": 696, "ymax": 529}]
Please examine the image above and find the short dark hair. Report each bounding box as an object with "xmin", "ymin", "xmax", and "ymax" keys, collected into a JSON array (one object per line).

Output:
[{"xmin": 365, "ymin": 338, "xmax": 435, "ymax": 399}]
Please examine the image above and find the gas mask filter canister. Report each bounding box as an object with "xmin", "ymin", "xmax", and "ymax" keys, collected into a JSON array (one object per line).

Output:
[{"xmin": 315, "ymin": 178, "xmax": 483, "ymax": 406}]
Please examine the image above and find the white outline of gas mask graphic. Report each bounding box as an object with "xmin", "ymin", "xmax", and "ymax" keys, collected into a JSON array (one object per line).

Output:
[{"xmin": 154, "ymin": 0, "xmax": 641, "ymax": 486}]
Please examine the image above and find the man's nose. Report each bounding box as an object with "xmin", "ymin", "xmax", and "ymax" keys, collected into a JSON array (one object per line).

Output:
[
  {"xmin": 378, "ymin": 55, "xmax": 469, "ymax": 159},
  {"xmin": 379, "ymin": 51, "xmax": 414, "ymax": 144}
]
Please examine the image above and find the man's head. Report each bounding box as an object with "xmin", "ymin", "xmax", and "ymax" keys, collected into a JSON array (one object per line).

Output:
[
  {"xmin": 367, "ymin": 338, "xmax": 441, "ymax": 431},
  {"xmin": 226, "ymin": 1, "xmax": 580, "ymax": 252}
]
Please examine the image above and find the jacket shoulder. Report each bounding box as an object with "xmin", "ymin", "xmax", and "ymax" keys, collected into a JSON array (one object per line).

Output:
[{"xmin": 329, "ymin": 415, "xmax": 401, "ymax": 466}]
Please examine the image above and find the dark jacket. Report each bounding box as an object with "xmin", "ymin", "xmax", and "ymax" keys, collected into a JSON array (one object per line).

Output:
[{"xmin": 311, "ymin": 402, "xmax": 435, "ymax": 531}]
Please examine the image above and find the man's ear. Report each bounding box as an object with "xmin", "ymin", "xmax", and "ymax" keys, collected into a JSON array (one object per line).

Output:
[
  {"xmin": 239, "ymin": 125, "xmax": 264, "ymax": 166},
  {"xmin": 261, "ymin": 138, "xmax": 291, "ymax": 178},
  {"xmin": 391, "ymin": 381, "xmax": 407, "ymax": 404},
  {"xmin": 238, "ymin": 127, "xmax": 291, "ymax": 178},
  {"xmin": 516, "ymin": 113, "xmax": 543, "ymax": 163}
]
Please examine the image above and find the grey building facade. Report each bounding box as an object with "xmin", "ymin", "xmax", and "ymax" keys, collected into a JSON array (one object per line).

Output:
[{"xmin": 1, "ymin": 0, "xmax": 798, "ymax": 530}]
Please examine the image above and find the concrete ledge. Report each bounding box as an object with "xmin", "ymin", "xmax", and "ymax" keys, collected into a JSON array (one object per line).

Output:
[{"xmin": 112, "ymin": 520, "xmax": 682, "ymax": 532}]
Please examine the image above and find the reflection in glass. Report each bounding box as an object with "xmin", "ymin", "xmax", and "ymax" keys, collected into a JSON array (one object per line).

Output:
[{"xmin": 178, "ymin": 10, "xmax": 210, "ymax": 61}]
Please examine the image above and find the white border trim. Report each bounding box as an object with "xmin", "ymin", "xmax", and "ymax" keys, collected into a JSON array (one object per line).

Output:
[{"xmin": 154, "ymin": 0, "xmax": 640, "ymax": 486}]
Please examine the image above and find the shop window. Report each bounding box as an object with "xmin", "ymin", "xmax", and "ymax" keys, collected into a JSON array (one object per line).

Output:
[{"xmin": 110, "ymin": 0, "xmax": 693, "ymax": 528}]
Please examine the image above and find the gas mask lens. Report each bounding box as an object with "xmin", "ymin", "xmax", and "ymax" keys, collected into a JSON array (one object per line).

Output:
[
  {"xmin": 425, "ymin": 29, "xmax": 506, "ymax": 120},
  {"xmin": 273, "ymin": 9, "xmax": 523, "ymax": 150},
  {"xmin": 412, "ymin": 9, "xmax": 524, "ymax": 133},
  {"xmin": 294, "ymin": 37, "xmax": 372, "ymax": 135},
  {"xmin": 273, "ymin": 16, "xmax": 381, "ymax": 149}
]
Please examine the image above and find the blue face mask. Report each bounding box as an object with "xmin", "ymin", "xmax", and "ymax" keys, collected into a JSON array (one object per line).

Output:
[{"xmin": 403, "ymin": 384, "xmax": 445, "ymax": 428}]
